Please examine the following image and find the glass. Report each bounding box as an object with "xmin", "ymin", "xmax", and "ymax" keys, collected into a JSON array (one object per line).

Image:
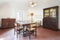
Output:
[
  {"xmin": 44, "ymin": 10, "xmax": 49, "ymax": 17},
  {"xmin": 50, "ymin": 8, "xmax": 56, "ymax": 18}
]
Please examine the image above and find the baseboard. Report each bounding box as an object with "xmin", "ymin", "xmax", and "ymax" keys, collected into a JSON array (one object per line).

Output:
[
  {"xmin": 38, "ymin": 25, "xmax": 43, "ymax": 27},
  {"xmin": 58, "ymin": 29, "xmax": 60, "ymax": 31}
]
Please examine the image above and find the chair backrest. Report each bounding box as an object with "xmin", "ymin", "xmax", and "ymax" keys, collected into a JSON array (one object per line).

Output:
[{"xmin": 27, "ymin": 23, "xmax": 37, "ymax": 30}]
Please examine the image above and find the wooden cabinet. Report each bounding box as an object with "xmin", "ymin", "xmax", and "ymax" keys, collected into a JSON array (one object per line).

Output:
[
  {"xmin": 1, "ymin": 18, "xmax": 15, "ymax": 28},
  {"xmin": 43, "ymin": 6, "xmax": 59, "ymax": 30}
]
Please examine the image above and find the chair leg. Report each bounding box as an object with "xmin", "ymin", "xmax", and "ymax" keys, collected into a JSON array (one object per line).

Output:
[
  {"xmin": 14, "ymin": 29, "xmax": 16, "ymax": 35},
  {"xmin": 17, "ymin": 31, "xmax": 20, "ymax": 38},
  {"xmin": 19, "ymin": 31, "xmax": 20, "ymax": 34},
  {"xmin": 35, "ymin": 30, "xmax": 37, "ymax": 37},
  {"xmin": 28, "ymin": 32, "xmax": 31, "ymax": 40}
]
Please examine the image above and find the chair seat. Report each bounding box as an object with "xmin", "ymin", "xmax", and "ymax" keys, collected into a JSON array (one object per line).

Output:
[
  {"xmin": 27, "ymin": 28, "xmax": 35, "ymax": 31},
  {"xmin": 17, "ymin": 28, "xmax": 23, "ymax": 31}
]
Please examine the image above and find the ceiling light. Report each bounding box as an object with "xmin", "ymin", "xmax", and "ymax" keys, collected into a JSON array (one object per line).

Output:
[{"xmin": 30, "ymin": 2, "xmax": 36, "ymax": 7}]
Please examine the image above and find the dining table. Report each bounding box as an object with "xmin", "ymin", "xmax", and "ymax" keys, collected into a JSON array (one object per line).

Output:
[{"xmin": 17, "ymin": 21, "xmax": 36, "ymax": 37}]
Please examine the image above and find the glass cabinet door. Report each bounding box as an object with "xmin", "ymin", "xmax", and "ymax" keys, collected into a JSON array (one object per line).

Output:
[
  {"xmin": 44, "ymin": 9, "xmax": 50, "ymax": 17},
  {"xmin": 50, "ymin": 8, "xmax": 56, "ymax": 18}
]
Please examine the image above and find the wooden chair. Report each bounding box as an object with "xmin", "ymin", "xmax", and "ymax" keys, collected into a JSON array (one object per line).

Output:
[
  {"xmin": 14, "ymin": 23, "xmax": 23, "ymax": 38},
  {"xmin": 26, "ymin": 23, "xmax": 37, "ymax": 38}
]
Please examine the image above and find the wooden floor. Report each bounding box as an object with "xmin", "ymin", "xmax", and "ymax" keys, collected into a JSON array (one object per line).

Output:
[{"xmin": 0, "ymin": 27, "xmax": 60, "ymax": 40}]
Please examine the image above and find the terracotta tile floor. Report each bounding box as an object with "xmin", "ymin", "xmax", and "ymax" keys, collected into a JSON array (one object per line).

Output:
[{"xmin": 0, "ymin": 27, "xmax": 60, "ymax": 40}]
